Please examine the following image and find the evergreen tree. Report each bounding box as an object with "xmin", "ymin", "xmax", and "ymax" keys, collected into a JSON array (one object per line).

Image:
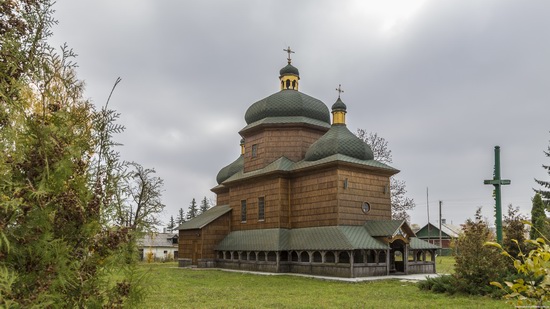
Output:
[
  {"xmin": 187, "ymin": 198, "xmax": 198, "ymax": 220},
  {"xmin": 535, "ymin": 134, "xmax": 550, "ymax": 206},
  {"xmin": 200, "ymin": 196, "xmax": 210, "ymax": 214},
  {"xmin": 530, "ymin": 193, "xmax": 547, "ymax": 239},
  {"xmin": 454, "ymin": 208, "xmax": 507, "ymax": 295},
  {"xmin": 176, "ymin": 208, "xmax": 186, "ymax": 225},
  {"xmin": 167, "ymin": 215, "xmax": 176, "ymax": 231},
  {"xmin": 0, "ymin": 1, "xmax": 143, "ymax": 306},
  {"xmin": 502, "ymin": 204, "xmax": 527, "ymax": 260}
]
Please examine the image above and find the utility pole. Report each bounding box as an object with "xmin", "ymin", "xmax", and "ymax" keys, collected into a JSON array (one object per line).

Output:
[
  {"xmin": 439, "ymin": 200, "xmax": 442, "ymax": 251},
  {"xmin": 483, "ymin": 146, "xmax": 511, "ymax": 244}
]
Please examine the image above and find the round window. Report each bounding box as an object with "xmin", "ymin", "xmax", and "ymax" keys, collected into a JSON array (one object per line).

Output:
[{"xmin": 362, "ymin": 202, "xmax": 371, "ymax": 214}]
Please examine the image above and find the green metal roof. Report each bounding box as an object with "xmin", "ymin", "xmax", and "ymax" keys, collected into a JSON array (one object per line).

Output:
[
  {"xmin": 331, "ymin": 97, "xmax": 347, "ymax": 111},
  {"xmin": 215, "ymin": 226, "xmax": 388, "ymax": 251},
  {"xmin": 416, "ymin": 223, "xmax": 461, "ymax": 239},
  {"xmin": 177, "ymin": 205, "xmax": 231, "ymax": 230},
  {"xmin": 240, "ymin": 116, "xmax": 331, "ymax": 133},
  {"xmin": 279, "ymin": 63, "xmax": 299, "ymax": 76},
  {"xmin": 221, "ymin": 154, "xmax": 398, "ymax": 185},
  {"xmin": 244, "ymin": 90, "xmax": 330, "ymax": 125},
  {"xmin": 364, "ymin": 220, "xmax": 416, "ymax": 237},
  {"xmin": 409, "ymin": 237, "xmax": 440, "ymax": 250},
  {"xmin": 216, "ymin": 155, "xmax": 244, "ymax": 184},
  {"xmin": 304, "ymin": 125, "xmax": 374, "ymax": 162}
]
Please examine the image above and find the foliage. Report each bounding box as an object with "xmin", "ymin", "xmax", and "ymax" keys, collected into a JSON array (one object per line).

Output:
[
  {"xmin": 187, "ymin": 198, "xmax": 198, "ymax": 220},
  {"xmin": 119, "ymin": 162, "xmax": 165, "ymax": 232},
  {"xmin": 531, "ymin": 193, "xmax": 547, "ymax": 239},
  {"xmin": 487, "ymin": 233, "xmax": 550, "ymax": 307},
  {"xmin": 0, "ymin": 1, "xmax": 146, "ymax": 306},
  {"xmin": 417, "ymin": 275, "xmax": 459, "ymax": 294},
  {"xmin": 137, "ymin": 263, "xmax": 506, "ymax": 308},
  {"xmin": 535, "ymin": 133, "xmax": 550, "ymax": 206},
  {"xmin": 453, "ymin": 208, "xmax": 508, "ymax": 295},
  {"xmin": 356, "ymin": 129, "xmax": 415, "ymax": 221},
  {"xmin": 199, "ymin": 196, "xmax": 210, "ymax": 214},
  {"xmin": 503, "ymin": 204, "xmax": 528, "ymax": 260},
  {"xmin": 176, "ymin": 207, "xmax": 186, "ymax": 225}
]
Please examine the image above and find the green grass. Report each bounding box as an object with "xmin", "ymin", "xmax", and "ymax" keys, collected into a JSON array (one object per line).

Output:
[
  {"xmin": 137, "ymin": 262, "xmax": 508, "ymax": 308},
  {"xmin": 436, "ymin": 255, "xmax": 455, "ymax": 274}
]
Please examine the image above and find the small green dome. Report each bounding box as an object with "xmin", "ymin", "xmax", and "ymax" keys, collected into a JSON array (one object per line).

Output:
[
  {"xmin": 245, "ymin": 90, "xmax": 330, "ymax": 125},
  {"xmin": 304, "ymin": 125, "xmax": 374, "ymax": 161},
  {"xmin": 331, "ymin": 97, "xmax": 347, "ymax": 111},
  {"xmin": 216, "ymin": 155, "xmax": 244, "ymax": 184},
  {"xmin": 279, "ymin": 64, "xmax": 299, "ymax": 76}
]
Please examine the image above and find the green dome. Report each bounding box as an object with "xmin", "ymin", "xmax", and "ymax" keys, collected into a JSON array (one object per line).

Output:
[
  {"xmin": 279, "ymin": 64, "xmax": 299, "ymax": 76},
  {"xmin": 331, "ymin": 97, "xmax": 347, "ymax": 111},
  {"xmin": 216, "ymin": 155, "xmax": 244, "ymax": 184},
  {"xmin": 304, "ymin": 125, "xmax": 374, "ymax": 161},
  {"xmin": 245, "ymin": 90, "xmax": 330, "ymax": 125}
]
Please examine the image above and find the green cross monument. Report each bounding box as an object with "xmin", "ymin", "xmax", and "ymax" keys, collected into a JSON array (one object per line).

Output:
[{"xmin": 483, "ymin": 146, "xmax": 511, "ymax": 244}]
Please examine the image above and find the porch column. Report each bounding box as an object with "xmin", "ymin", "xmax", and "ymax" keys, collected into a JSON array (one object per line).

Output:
[
  {"xmin": 350, "ymin": 250, "xmax": 354, "ymax": 278},
  {"xmin": 404, "ymin": 244, "xmax": 409, "ymax": 275},
  {"xmin": 386, "ymin": 249, "xmax": 390, "ymax": 275}
]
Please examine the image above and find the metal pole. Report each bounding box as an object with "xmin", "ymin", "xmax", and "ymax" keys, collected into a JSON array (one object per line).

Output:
[{"xmin": 494, "ymin": 146, "xmax": 503, "ymax": 244}]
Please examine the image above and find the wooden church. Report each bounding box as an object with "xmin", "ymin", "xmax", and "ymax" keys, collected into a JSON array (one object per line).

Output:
[{"xmin": 177, "ymin": 50, "xmax": 438, "ymax": 277}]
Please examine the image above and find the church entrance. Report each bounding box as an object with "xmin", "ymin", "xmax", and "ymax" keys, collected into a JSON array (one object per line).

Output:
[{"xmin": 390, "ymin": 239, "xmax": 407, "ymax": 274}]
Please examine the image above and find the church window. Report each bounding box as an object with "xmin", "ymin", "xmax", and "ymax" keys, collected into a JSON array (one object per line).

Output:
[
  {"xmin": 241, "ymin": 200, "xmax": 247, "ymax": 222},
  {"xmin": 361, "ymin": 202, "xmax": 371, "ymax": 214},
  {"xmin": 258, "ymin": 197, "xmax": 265, "ymax": 221},
  {"xmin": 251, "ymin": 144, "xmax": 258, "ymax": 157}
]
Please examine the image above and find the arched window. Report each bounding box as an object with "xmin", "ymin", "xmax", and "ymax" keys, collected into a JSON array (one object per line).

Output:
[
  {"xmin": 299, "ymin": 251, "xmax": 309, "ymax": 263},
  {"xmin": 378, "ymin": 251, "xmax": 386, "ymax": 264},
  {"xmin": 366, "ymin": 250, "xmax": 376, "ymax": 263},
  {"xmin": 354, "ymin": 250, "xmax": 364, "ymax": 263},
  {"xmin": 217, "ymin": 251, "xmax": 224, "ymax": 259},
  {"xmin": 249, "ymin": 251, "xmax": 257, "ymax": 261},
  {"xmin": 325, "ymin": 251, "xmax": 336, "ymax": 263},
  {"xmin": 312, "ymin": 251, "xmax": 322, "ymax": 263},
  {"xmin": 267, "ymin": 252, "xmax": 277, "ymax": 262},
  {"xmin": 291, "ymin": 251, "xmax": 299, "ymax": 262},
  {"xmin": 232, "ymin": 251, "xmax": 239, "ymax": 260},
  {"xmin": 338, "ymin": 251, "xmax": 350, "ymax": 264},
  {"xmin": 258, "ymin": 252, "xmax": 266, "ymax": 261},
  {"xmin": 285, "ymin": 79, "xmax": 290, "ymax": 89}
]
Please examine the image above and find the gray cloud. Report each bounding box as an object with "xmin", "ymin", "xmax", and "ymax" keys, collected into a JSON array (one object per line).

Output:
[{"xmin": 50, "ymin": 0, "xmax": 550, "ymax": 227}]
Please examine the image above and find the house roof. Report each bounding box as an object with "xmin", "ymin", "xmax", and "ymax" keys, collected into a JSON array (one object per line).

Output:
[
  {"xmin": 138, "ymin": 232, "xmax": 177, "ymax": 248},
  {"xmin": 176, "ymin": 205, "xmax": 231, "ymax": 230},
  {"xmin": 416, "ymin": 222, "xmax": 461, "ymax": 239}
]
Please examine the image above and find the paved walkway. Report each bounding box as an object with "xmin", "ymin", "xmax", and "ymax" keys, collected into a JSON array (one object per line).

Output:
[{"xmin": 183, "ymin": 267, "xmax": 440, "ymax": 283}]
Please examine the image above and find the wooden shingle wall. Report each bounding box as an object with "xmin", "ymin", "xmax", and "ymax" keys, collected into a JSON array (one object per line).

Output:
[
  {"xmin": 336, "ymin": 168, "xmax": 392, "ymax": 224},
  {"xmin": 243, "ymin": 126, "xmax": 326, "ymax": 173},
  {"xmin": 290, "ymin": 170, "xmax": 339, "ymax": 228}
]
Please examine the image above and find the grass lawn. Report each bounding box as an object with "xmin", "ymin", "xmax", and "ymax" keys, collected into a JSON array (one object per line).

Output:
[
  {"xmin": 436, "ymin": 255, "xmax": 455, "ymax": 274},
  {"xmin": 137, "ymin": 262, "xmax": 508, "ymax": 308}
]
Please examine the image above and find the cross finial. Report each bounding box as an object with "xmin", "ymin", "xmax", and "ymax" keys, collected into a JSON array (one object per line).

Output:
[
  {"xmin": 283, "ymin": 46, "xmax": 295, "ymax": 64},
  {"xmin": 335, "ymin": 84, "xmax": 344, "ymax": 98}
]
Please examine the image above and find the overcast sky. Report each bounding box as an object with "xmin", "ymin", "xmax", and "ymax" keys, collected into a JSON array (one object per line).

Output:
[{"xmin": 49, "ymin": 0, "xmax": 550, "ymax": 228}]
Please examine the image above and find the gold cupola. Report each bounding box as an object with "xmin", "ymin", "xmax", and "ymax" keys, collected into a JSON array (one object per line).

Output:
[{"xmin": 279, "ymin": 46, "xmax": 300, "ymax": 91}]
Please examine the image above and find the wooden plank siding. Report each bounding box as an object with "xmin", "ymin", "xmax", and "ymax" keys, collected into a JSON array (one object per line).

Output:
[
  {"xmin": 242, "ymin": 127, "xmax": 327, "ymax": 173},
  {"xmin": 336, "ymin": 168, "xmax": 392, "ymax": 224},
  {"xmin": 178, "ymin": 212, "xmax": 231, "ymax": 262}
]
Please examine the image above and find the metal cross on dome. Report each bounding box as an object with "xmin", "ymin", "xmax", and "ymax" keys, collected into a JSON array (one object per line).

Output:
[
  {"xmin": 283, "ymin": 46, "xmax": 295, "ymax": 64},
  {"xmin": 335, "ymin": 84, "xmax": 344, "ymax": 98}
]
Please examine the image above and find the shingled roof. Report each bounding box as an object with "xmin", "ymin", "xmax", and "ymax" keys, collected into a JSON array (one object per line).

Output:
[{"xmin": 177, "ymin": 205, "xmax": 231, "ymax": 230}]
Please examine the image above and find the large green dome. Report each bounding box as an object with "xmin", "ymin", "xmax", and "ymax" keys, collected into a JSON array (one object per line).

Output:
[
  {"xmin": 304, "ymin": 125, "xmax": 374, "ymax": 161},
  {"xmin": 244, "ymin": 90, "xmax": 330, "ymax": 125},
  {"xmin": 216, "ymin": 155, "xmax": 244, "ymax": 184}
]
